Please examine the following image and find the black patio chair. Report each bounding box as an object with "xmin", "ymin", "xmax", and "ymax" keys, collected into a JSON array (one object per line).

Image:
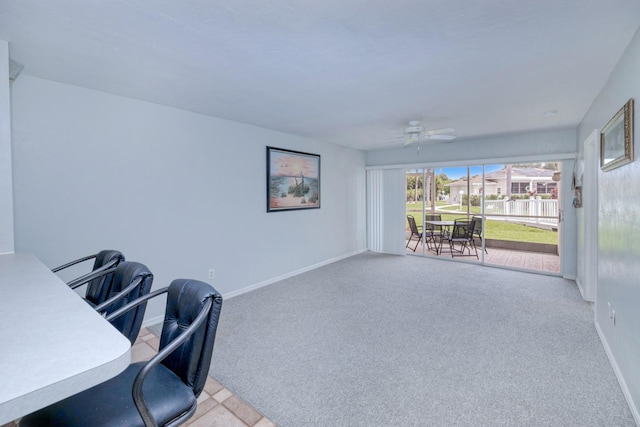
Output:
[
  {"xmin": 406, "ymin": 215, "xmax": 424, "ymax": 252},
  {"xmin": 424, "ymin": 213, "xmax": 444, "ymax": 254},
  {"xmin": 443, "ymin": 218, "xmax": 478, "ymax": 259},
  {"xmin": 472, "ymin": 216, "xmax": 488, "ymax": 254}
]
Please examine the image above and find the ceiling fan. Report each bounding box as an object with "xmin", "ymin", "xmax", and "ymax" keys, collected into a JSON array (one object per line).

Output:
[{"xmin": 398, "ymin": 121, "xmax": 456, "ymax": 146}]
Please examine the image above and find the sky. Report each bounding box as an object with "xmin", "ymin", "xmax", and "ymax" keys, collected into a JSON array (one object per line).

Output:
[
  {"xmin": 270, "ymin": 150, "xmax": 319, "ymax": 178},
  {"xmin": 410, "ymin": 164, "xmax": 504, "ymax": 180}
]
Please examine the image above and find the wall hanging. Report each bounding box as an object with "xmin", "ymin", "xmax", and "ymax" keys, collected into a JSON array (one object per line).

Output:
[
  {"xmin": 600, "ymin": 98, "xmax": 634, "ymax": 171},
  {"xmin": 266, "ymin": 147, "xmax": 320, "ymax": 212}
]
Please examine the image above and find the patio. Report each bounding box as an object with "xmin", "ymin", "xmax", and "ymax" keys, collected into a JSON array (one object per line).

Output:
[{"xmin": 406, "ymin": 241, "xmax": 560, "ymax": 274}]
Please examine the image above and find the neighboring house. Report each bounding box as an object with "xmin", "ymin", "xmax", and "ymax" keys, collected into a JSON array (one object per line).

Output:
[{"xmin": 447, "ymin": 167, "xmax": 557, "ymax": 201}]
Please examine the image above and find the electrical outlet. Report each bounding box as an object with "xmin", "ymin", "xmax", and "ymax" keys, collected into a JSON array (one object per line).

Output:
[
  {"xmin": 208, "ymin": 268, "xmax": 215, "ymax": 279},
  {"xmin": 612, "ymin": 309, "xmax": 616, "ymax": 326}
]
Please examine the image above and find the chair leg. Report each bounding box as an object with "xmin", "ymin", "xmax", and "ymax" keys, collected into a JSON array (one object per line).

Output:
[
  {"xmin": 436, "ymin": 233, "xmax": 445, "ymax": 255},
  {"xmin": 468, "ymin": 239, "xmax": 479, "ymax": 259},
  {"xmin": 475, "ymin": 235, "xmax": 488, "ymax": 254},
  {"xmin": 408, "ymin": 234, "xmax": 420, "ymax": 252},
  {"xmin": 410, "ymin": 236, "xmax": 419, "ymax": 252},
  {"xmin": 425, "ymin": 233, "xmax": 438, "ymax": 253}
]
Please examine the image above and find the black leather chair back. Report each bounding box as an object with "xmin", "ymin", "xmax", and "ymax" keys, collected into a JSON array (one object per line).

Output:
[
  {"xmin": 85, "ymin": 250, "xmax": 125, "ymax": 305},
  {"xmin": 160, "ymin": 279, "xmax": 223, "ymax": 397},
  {"xmin": 106, "ymin": 262, "xmax": 154, "ymax": 344}
]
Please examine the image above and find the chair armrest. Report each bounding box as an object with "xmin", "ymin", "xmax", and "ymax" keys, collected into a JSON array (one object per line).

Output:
[
  {"xmin": 51, "ymin": 253, "xmax": 97, "ymax": 273},
  {"xmin": 67, "ymin": 261, "xmax": 118, "ymax": 289},
  {"xmin": 105, "ymin": 287, "xmax": 170, "ymax": 322},
  {"xmin": 94, "ymin": 276, "xmax": 144, "ymax": 314}
]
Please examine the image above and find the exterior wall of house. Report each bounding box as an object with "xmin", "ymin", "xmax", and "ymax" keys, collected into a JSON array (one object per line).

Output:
[
  {"xmin": 447, "ymin": 176, "xmax": 555, "ymax": 200},
  {"xmin": 577, "ymin": 27, "xmax": 640, "ymax": 422}
]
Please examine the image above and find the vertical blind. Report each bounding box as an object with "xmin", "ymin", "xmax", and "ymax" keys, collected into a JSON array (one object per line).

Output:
[{"xmin": 366, "ymin": 169, "xmax": 406, "ymax": 255}]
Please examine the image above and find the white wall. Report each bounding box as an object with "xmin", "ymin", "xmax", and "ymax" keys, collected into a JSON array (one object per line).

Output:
[
  {"xmin": 0, "ymin": 40, "xmax": 14, "ymax": 254},
  {"xmin": 577, "ymin": 27, "xmax": 640, "ymax": 423},
  {"xmin": 11, "ymin": 76, "xmax": 367, "ymax": 322}
]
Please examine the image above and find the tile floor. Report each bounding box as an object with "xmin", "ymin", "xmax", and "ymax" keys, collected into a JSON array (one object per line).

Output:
[{"xmin": 2, "ymin": 328, "xmax": 275, "ymax": 427}]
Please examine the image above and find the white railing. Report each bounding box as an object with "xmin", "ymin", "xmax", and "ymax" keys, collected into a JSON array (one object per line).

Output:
[{"xmin": 484, "ymin": 199, "xmax": 558, "ymax": 225}]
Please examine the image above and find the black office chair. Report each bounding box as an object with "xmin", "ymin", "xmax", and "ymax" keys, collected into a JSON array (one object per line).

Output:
[
  {"xmin": 53, "ymin": 249, "xmax": 125, "ymax": 292},
  {"xmin": 86, "ymin": 261, "xmax": 154, "ymax": 344},
  {"xmin": 406, "ymin": 215, "xmax": 424, "ymax": 252},
  {"xmin": 67, "ymin": 261, "xmax": 153, "ymax": 344},
  {"xmin": 20, "ymin": 279, "xmax": 223, "ymax": 427}
]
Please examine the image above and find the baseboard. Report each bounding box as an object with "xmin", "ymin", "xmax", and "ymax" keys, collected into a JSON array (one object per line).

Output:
[
  {"xmin": 142, "ymin": 314, "xmax": 164, "ymax": 329},
  {"xmin": 595, "ymin": 320, "xmax": 640, "ymax": 425},
  {"xmin": 224, "ymin": 248, "xmax": 368, "ymax": 300},
  {"xmin": 563, "ymin": 273, "xmax": 576, "ymax": 281}
]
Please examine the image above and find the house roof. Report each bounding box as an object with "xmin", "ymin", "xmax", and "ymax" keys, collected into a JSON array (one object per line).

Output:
[
  {"xmin": 446, "ymin": 167, "xmax": 554, "ymax": 186},
  {"xmin": 1, "ymin": 1, "xmax": 640, "ymax": 150}
]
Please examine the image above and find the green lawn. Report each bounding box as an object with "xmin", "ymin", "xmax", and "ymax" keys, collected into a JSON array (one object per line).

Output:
[
  {"xmin": 406, "ymin": 201, "xmax": 450, "ymax": 210},
  {"xmin": 406, "ymin": 210, "xmax": 557, "ymax": 244},
  {"xmin": 406, "ymin": 201, "xmax": 482, "ymax": 214}
]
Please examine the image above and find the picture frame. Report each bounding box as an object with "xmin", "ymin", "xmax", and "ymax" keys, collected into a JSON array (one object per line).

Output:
[
  {"xmin": 600, "ymin": 98, "xmax": 634, "ymax": 171},
  {"xmin": 266, "ymin": 147, "xmax": 320, "ymax": 212}
]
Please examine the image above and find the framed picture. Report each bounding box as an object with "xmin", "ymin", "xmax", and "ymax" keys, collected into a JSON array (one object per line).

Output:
[
  {"xmin": 266, "ymin": 147, "xmax": 320, "ymax": 212},
  {"xmin": 600, "ymin": 98, "xmax": 634, "ymax": 171}
]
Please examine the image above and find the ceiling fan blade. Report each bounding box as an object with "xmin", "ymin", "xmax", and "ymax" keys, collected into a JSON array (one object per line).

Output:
[
  {"xmin": 426, "ymin": 128, "xmax": 455, "ymax": 135},
  {"xmin": 427, "ymin": 134, "xmax": 456, "ymax": 141}
]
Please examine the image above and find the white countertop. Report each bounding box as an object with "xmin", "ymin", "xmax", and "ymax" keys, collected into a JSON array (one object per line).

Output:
[{"xmin": 0, "ymin": 253, "xmax": 131, "ymax": 424}]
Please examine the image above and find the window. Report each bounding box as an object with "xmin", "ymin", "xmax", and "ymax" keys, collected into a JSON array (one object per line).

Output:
[
  {"xmin": 511, "ymin": 182, "xmax": 528, "ymax": 194},
  {"xmin": 536, "ymin": 182, "xmax": 556, "ymax": 194}
]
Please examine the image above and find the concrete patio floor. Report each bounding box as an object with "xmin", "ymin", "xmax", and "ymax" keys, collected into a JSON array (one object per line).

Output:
[{"xmin": 406, "ymin": 241, "xmax": 560, "ymax": 274}]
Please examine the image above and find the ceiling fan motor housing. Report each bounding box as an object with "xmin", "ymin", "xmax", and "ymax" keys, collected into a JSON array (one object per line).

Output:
[{"xmin": 404, "ymin": 125, "xmax": 424, "ymax": 134}]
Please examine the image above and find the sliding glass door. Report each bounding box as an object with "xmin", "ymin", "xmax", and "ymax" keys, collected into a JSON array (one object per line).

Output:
[
  {"xmin": 405, "ymin": 166, "xmax": 481, "ymax": 262},
  {"xmin": 480, "ymin": 163, "xmax": 560, "ymax": 273},
  {"xmin": 405, "ymin": 162, "xmax": 561, "ymax": 274}
]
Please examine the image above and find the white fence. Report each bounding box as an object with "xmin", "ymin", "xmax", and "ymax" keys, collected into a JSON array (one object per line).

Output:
[{"xmin": 484, "ymin": 199, "xmax": 558, "ymax": 225}]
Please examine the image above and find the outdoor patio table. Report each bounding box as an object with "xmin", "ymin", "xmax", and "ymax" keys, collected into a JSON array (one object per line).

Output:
[{"xmin": 424, "ymin": 220, "xmax": 454, "ymax": 255}]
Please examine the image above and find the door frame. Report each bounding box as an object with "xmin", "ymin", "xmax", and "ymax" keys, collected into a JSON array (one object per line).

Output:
[{"xmin": 581, "ymin": 129, "xmax": 599, "ymax": 301}]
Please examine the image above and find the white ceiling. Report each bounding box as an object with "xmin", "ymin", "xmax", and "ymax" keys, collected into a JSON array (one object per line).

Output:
[{"xmin": 2, "ymin": 0, "xmax": 640, "ymax": 150}]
